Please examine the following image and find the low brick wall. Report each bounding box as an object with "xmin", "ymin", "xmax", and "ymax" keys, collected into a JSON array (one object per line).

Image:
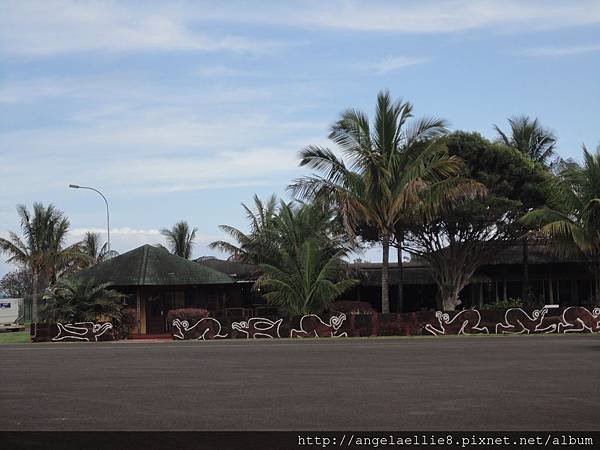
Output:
[
  {"xmin": 31, "ymin": 322, "xmax": 117, "ymax": 342},
  {"xmin": 31, "ymin": 306, "xmax": 599, "ymax": 342},
  {"xmin": 171, "ymin": 306, "xmax": 600, "ymax": 340}
]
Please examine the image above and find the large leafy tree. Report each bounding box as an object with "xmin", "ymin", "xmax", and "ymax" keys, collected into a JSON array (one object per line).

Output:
[
  {"xmin": 0, "ymin": 203, "xmax": 76, "ymax": 321},
  {"xmin": 161, "ymin": 221, "xmax": 198, "ymax": 259},
  {"xmin": 523, "ymin": 144, "xmax": 600, "ymax": 301},
  {"xmin": 209, "ymin": 194, "xmax": 278, "ymax": 264},
  {"xmin": 404, "ymin": 132, "xmax": 552, "ymax": 310},
  {"xmin": 0, "ymin": 269, "xmax": 32, "ymax": 298},
  {"xmin": 494, "ymin": 115, "xmax": 557, "ymax": 166},
  {"xmin": 289, "ymin": 91, "xmax": 475, "ymax": 313},
  {"xmin": 256, "ymin": 201, "xmax": 357, "ymax": 315},
  {"xmin": 41, "ymin": 278, "xmax": 125, "ymax": 323}
]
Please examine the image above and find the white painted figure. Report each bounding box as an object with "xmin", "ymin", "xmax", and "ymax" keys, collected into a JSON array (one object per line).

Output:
[
  {"xmin": 290, "ymin": 313, "xmax": 347, "ymax": 338},
  {"xmin": 558, "ymin": 306, "xmax": 600, "ymax": 333},
  {"xmin": 52, "ymin": 322, "xmax": 113, "ymax": 342},
  {"xmin": 231, "ymin": 317, "xmax": 283, "ymax": 338},
  {"xmin": 495, "ymin": 308, "xmax": 556, "ymax": 334},
  {"xmin": 171, "ymin": 318, "xmax": 227, "ymax": 340},
  {"xmin": 425, "ymin": 310, "xmax": 489, "ymax": 335}
]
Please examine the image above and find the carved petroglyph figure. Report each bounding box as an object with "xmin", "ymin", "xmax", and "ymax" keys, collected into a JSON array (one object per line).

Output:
[
  {"xmin": 52, "ymin": 322, "xmax": 113, "ymax": 342},
  {"xmin": 172, "ymin": 318, "xmax": 227, "ymax": 340},
  {"xmin": 495, "ymin": 308, "xmax": 556, "ymax": 334},
  {"xmin": 425, "ymin": 310, "xmax": 489, "ymax": 335},
  {"xmin": 290, "ymin": 313, "xmax": 347, "ymax": 338},
  {"xmin": 231, "ymin": 317, "xmax": 283, "ymax": 338}
]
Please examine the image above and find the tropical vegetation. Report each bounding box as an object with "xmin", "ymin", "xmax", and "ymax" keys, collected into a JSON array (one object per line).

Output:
[
  {"xmin": 161, "ymin": 220, "xmax": 198, "ymax": 259},
  {"xmin": 0, "ymin": 203, "xmax": 78, "ymax": 320},
  {"xmin": 289, "ymin": 91, "xmax": 482, "ymax": 312},
  {"xmin": 41, "ymin": 278, "xmax": 126, "ymax": 324},
  {"xmin": 256, "ymin": 201, "xmax": 357, "ymax": 315},
  {"xmin": 0, "ymin": 90, "xmax": 598, "ymax": 317},
  {"xmin": 403, "ymin": 131, "xmax": 553, "ymax": 310},
  {"xmin": 494, "ymin": 115, "xmax": 559, "ymax": 300},
  {"xmin": 212, "ymin": 199, "xmax": 356, "ymax": 314},
  {"xmin": 0, "ymin": 269, "xmax": 32, "ymax": 298},
  {"xmin": 494, "ymin": 115, "xmax": 557, "ymax": 166},
  {"xmin": 209, "ymin": 194, "xmax": 278, "ymax": 264},
  {"xmin": 523, "ymin": 144, "xmax": 600, "ymax": 299},
  {"xmin": 77, "ymin": 231, "xmax": 117, "ymax": 267}
]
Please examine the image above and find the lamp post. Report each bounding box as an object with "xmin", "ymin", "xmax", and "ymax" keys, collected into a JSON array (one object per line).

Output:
[{"xmin": 69, "ymin": 184, "xmax": 111, "ymax": 254}]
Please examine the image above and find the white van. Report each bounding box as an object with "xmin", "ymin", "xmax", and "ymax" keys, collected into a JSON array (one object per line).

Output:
[{"xmin": 0, "ymin": 298, "xmax": 23, "ymax": 331}]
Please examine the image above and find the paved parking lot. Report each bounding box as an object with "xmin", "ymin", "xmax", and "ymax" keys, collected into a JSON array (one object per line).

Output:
[{"xmin": 1, "ymin": 335, "xmax": 599, "ymax": 430}]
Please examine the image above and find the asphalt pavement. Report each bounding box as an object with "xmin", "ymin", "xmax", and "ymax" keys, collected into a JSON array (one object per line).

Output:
[{"xmin": 1, "ymin": 335, "xmax": 599, "ymax": 431}]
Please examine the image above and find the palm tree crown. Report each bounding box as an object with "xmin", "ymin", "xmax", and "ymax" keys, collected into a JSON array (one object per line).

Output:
[
  {"xmin": 79, "ymin": 231, "xmax": 116, "ymax": 267},
  {"xmin": 289, "ymin": 90, "xmax": 474, "ymax": 313},
  {"xmin": 0, "ymin": 203, "xmax": 73, "ymax": 320},
  {"xmin": 209, "ymin": 194, "xmax": 278, "ymax": 263},
  {"xmin": 161, "ymin": 221, "xmax": 198, "ymax": 259},
  {"xmin": 494, "ymin": 115, "xmax": 556, "ymax": 165},
  {"xmin": 256, "ymin": 201, "xmax": 356, "ymax": 315},
  {"xmin": 524, "ymin": 144, "xmax": 600, "ymax": 260}
]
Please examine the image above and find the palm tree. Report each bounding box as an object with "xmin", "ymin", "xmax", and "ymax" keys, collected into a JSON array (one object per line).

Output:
[
  {"xmin": 161, "ymin": 221, "xmax": 198, "ymax": 259},
  {"xmin": 41, "ymin": 278, "xmax": 125, "ymax": 323},
  {"xmin": 289, "ymin": 91, "xmax": 475, "ymax": 313},
  {"xmin": 209, "ymin": 194, "xmax": 278, "ymax": 263},
  {"xmin": 523, "ymin": 144, "xmax": 600, "ymax": 302},
  {"xmin": 0, "ymin": 203, "xmax": 72, "ymax": 321},
  {"xmin": 495, "ymin": 115, "xmax": 557, "ymax": 300},
  {"xmin": 78, "ymin": 231, "xmax": 117, "ymax": 267},
  {"xmin": 256, "ymin": 202, "xmax": 357, "ymax": 315},
  {"xmin": 494, "ymin": 115, "xmax": 556, "ymax": 166}
]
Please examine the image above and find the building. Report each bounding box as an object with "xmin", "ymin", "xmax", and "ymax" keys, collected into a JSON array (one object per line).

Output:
[
  {"xmin": 75, "ymin": 243, "xmax": 594, "ymax": 335},
  {"xmin": 347, "ymin": 244, "xmax": 594, "ymax": 312},
  {"xmin": 197, "ymin": 244, "xmax": 595, "ymax": 313},
  {"xmin": 75, "ymin": 245, "xmax": 235, "ymax": 334}
]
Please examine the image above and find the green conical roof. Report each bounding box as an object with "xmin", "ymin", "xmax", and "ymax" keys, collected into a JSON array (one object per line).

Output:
[{"xmin": 74, "ymin": 245, "xmax": 234, "ymax": 286}]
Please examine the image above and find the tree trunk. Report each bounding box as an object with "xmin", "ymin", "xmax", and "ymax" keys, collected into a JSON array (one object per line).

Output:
[
  {"xmin": 591, "ymin": 257, "xmax": 600, "ymax": 305},
  {"xmin": 31, "ymin": 270, "xmax": 39, "ymax": 323},
  {"xmin": 397, "ymin": 241, "xmax": 404, "ymax": 313},
  {"xmin": 433, "ymin": 258, "xmax": 473, "ymax": 311},
  {"xmin": 548, "ymin": 263, "xmax": 554, "ymax": 305},
  {"xmin": 381, "ymin": 234, "xmax": 390, "ymax": 314},
  {"xmin": 522, "ymin": 238, "xmax": 529, "ymax": 301},
  {"xmin": 442, "ymin": 287, "xmax": 461, "ymax": 311}
]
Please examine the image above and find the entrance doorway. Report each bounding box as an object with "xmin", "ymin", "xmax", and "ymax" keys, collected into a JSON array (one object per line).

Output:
[{"xmin": 145, "ymin": 291, "xmax": 185, "ymax": 334}]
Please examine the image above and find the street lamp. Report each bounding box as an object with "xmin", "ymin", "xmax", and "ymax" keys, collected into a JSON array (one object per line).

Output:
[{"xmin": 69, "ymin": 184, "xmax": 111, "ymax": 254}]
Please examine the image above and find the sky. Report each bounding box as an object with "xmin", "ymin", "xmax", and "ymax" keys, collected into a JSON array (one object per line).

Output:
[{"xmin": 1, "ymin": 0, "xmax": 599, "ymax": 276}]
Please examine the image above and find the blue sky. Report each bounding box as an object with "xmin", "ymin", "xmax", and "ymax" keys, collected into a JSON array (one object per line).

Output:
[{"xmin": 1, "ymin": 0, "xmax": 600, "ymax": 276}]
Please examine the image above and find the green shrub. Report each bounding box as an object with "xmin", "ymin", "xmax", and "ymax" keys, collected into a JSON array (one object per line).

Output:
[{"xmin": 40, "ymin": 278, "xmax": 126, "ymax": 323}]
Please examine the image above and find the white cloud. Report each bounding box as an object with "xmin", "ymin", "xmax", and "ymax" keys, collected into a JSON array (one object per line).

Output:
[
  {"xmin": 0, "ymin": 0, "xmax": 279, "ymax": 57},
  {"xmin": 69, "ymin": 227, "xmax": 161, "ymax": 238},
  {"xmin": 0, "ymin": 97, "xmax": 320, "ymax": 196},
  {"xmin": 515, "ymin": 43, "xmax": 600, "ymax": 57},
  {"xmin": 365, "ymin": 56, "xmax": 428, "ymax": 74},
  {"xmin": 67, "ymin": 227, "xmax": 163, "ymax": 251},
  {"xmin": 95, "ymin": 147, "xmax": 300, "ymax": 193},
  {"xmin": 0, "ymin": 69, "xmax": 329, "ymax": 203},
  {"xmin": 195, "ymin": 65, "xmax": 249, "ymax": 78},
  {"xmin": 195, "ymin": 0, "xmax": 600, "ymax": 33},
  {"xmin": 3, "ymin": 1, "xmax": 600, "ymax": 59}
]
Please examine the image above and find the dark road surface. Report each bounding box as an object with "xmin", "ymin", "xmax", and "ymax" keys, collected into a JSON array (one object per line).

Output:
[{"xmin": 1, "ymin": 335, "xmax": 599, "ymax": 431}]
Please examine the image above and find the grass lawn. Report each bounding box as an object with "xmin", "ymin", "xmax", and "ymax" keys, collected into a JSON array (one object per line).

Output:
[{"xmin": 0, "ymin": 330, "xmax": 30, "ymax": 344}]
